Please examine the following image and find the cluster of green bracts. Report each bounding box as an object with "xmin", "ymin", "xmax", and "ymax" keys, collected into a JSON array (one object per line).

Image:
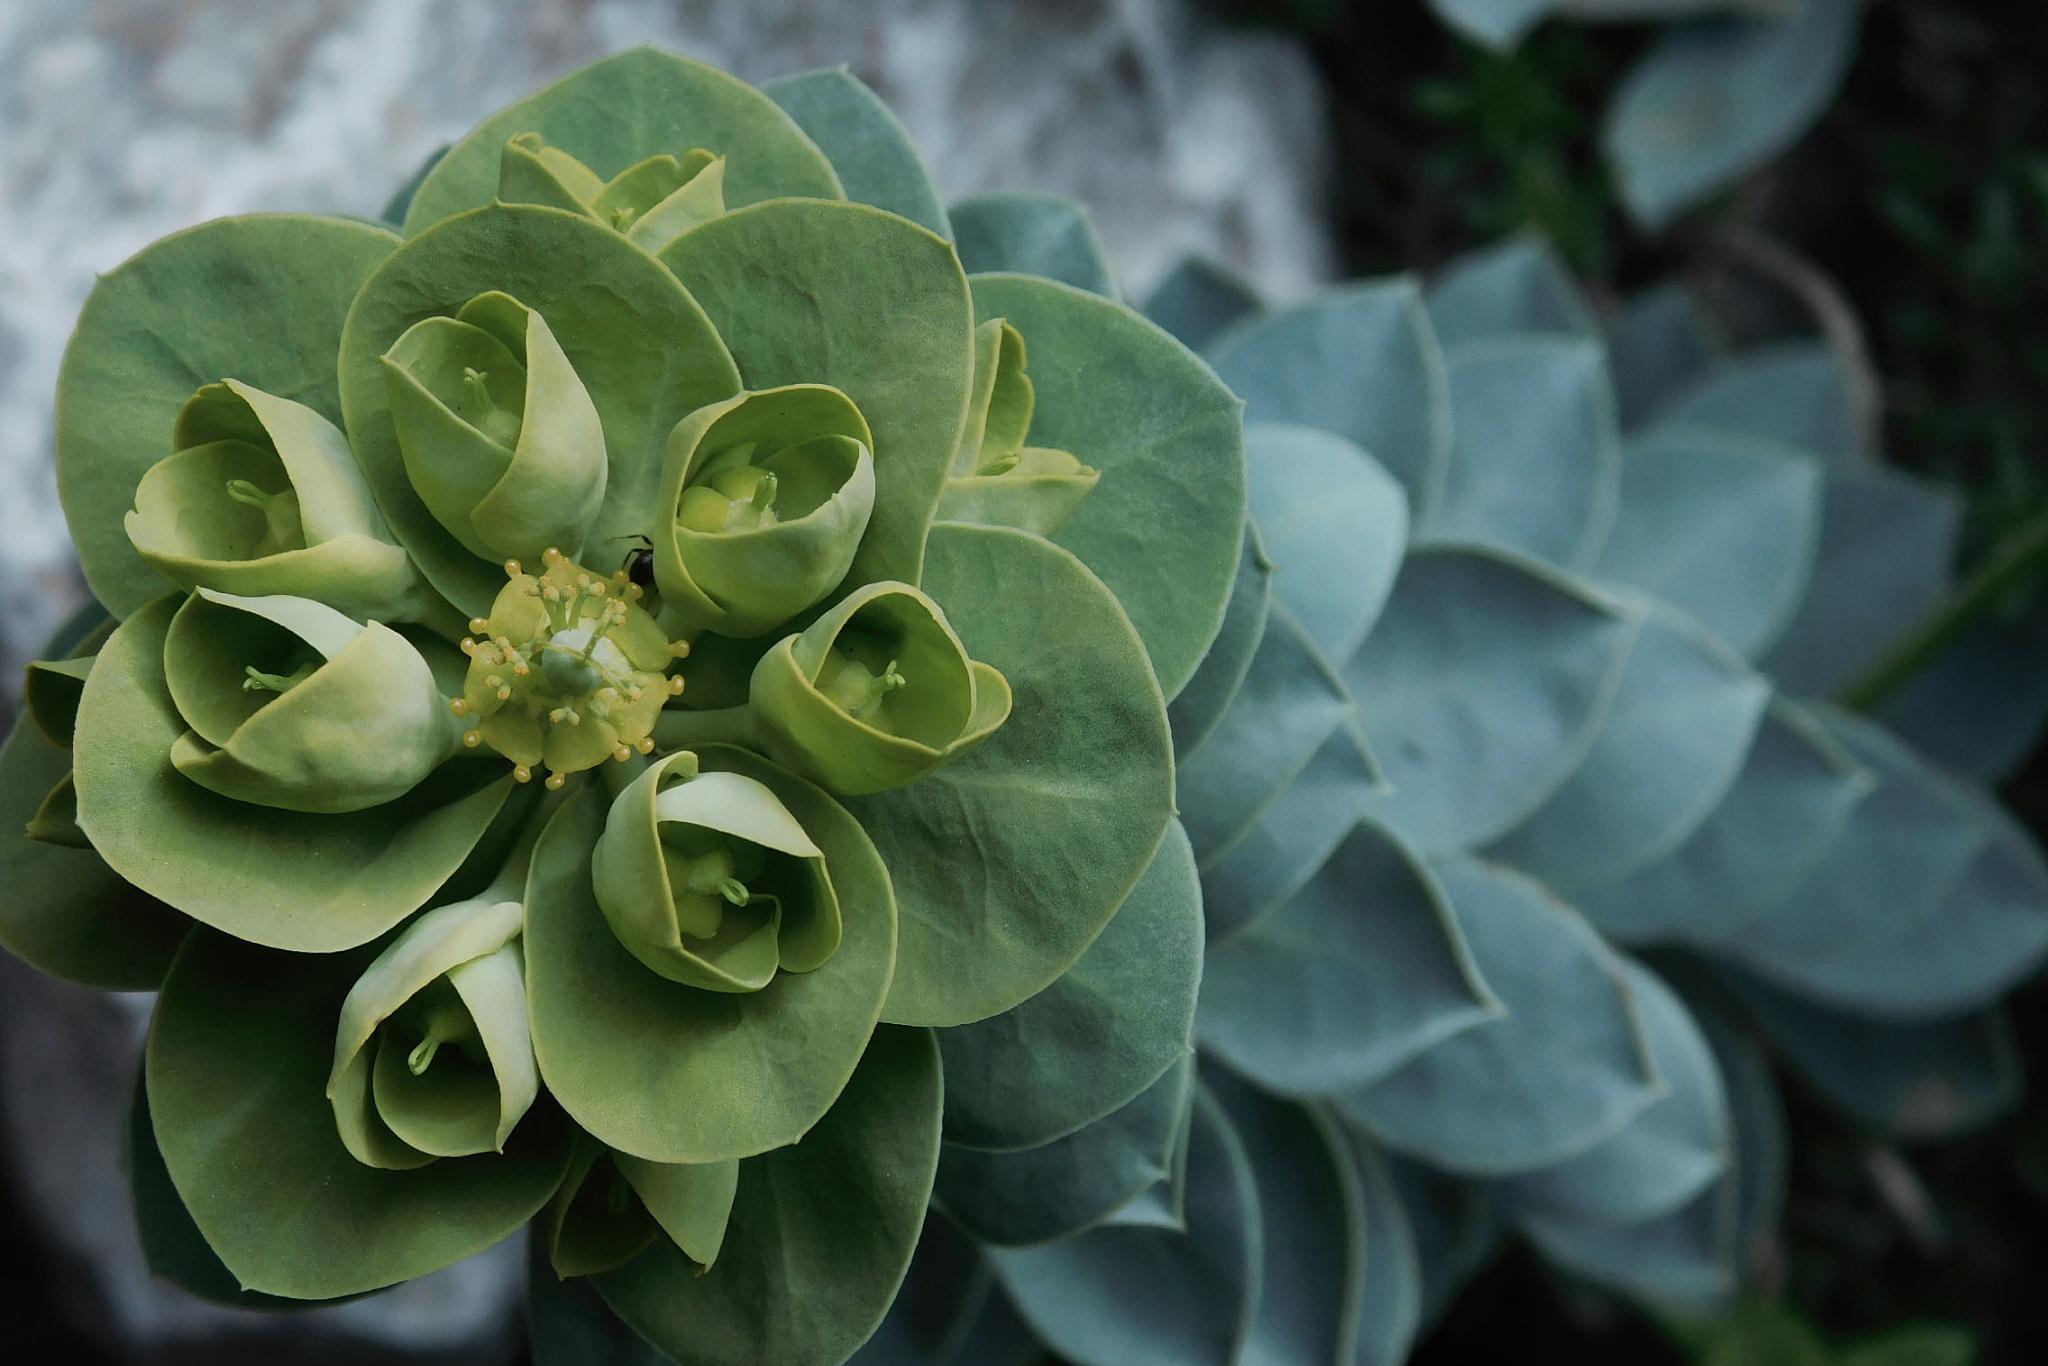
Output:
[{"xmin": 4, "ymin": 47, "xmax": 1242, "ymax": 1366}]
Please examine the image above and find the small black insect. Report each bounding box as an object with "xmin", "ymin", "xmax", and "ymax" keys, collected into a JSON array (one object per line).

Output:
[{"xmin": 620, "ymin": 534, "xmax": 656, "ymax": 588}]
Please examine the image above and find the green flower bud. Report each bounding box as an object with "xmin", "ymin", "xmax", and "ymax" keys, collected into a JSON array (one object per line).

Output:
[
  {"xmin": 381, "ymin": 290, "xmax": 606, "ymax": 564},
  {"xmin": 540, "ymin": 1137, "xmax": 738, "ymax": 1278},
  {"xmin": 327, "ymin": 895, "xmax": 537, "ymax": 1170},
  {"xmin": 123, "ymin": 379, "xmax": 435, "ymax": 622},
  {"xmin": 499, "ymin": 132, "xmax": 727, "ymax": 255},
  {"xmin": 653, "ymin": 385, "xmax": 878, "ymax": 638},
  {"xmin": 162, "ymin": 589, "xmax": 459, "ymax": 813},
  {"xmin": 936, "ymin": 318, "xmax": 1099, "ymax": 535},
  {"xmin": 453, "ymin": 550, "xmax": 688, "ymax": 787},
  {"xmin": 747, "ymin": 582, "xmax": 1011, "ymax": 795},
  {"xmin": 591, "ymin": 750, "xmax": 841, "ymax": 993}
]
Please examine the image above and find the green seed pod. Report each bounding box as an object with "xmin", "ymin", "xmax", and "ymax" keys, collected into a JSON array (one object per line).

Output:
[
  {"xmin": 937, "ymin": 318, "xmax": 1099, "ymax": 535},
  {"xmin": 163, "ymin": 588, "xmax": 458, "ymax": 814},
  {"xmin": 123, "ymin": 379, "xmax": 434, "ymax": 622},
  {"xmin": 380, "ymin": 290, "xmax": 606, "ymax": 565},
  {"xmin": 326, "ymin": 895, "xmax": 537, "ymax": 1171},
  {"xmin": 452, "ymin": 550, "xmax": 688, "ymax": 787},
  {"xmin": 653, "ymin": 385, "xmax": 879, "ymax": 639},
  {"xmin": 591, "ymin": 749, "xmax": 842, "ymax": 993},
  {"xmin": 499, "ymin": 131, "xmax": 727, "ymax": 254},
  {"xmin": 748, "ymin": 582, "xmax": 1012, "ymax": 795}
]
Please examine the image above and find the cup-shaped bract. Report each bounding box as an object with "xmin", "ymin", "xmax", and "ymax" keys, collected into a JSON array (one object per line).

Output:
[
  {"xmin": 937, "ymin": 318, "xmax": 1099, "ymax": 536},
  {"xmin": 456, "ymin": 550, "xmax": 687, "ymax": 784},
  {"xmin": 654, "ymin": 385, "xmax": 878, "ymax": 639},
  {"xmin": 381, "ymin": 290, "xmax": 606, "ymax": 565},
  {"xmin": 162, "ymin": 588, "xmax": 456, "ymax": 813},
  {"xmin": 748, "ymin": 582, "xmax": 1011, "ymax": 795},
  {"xmin": 540, "ymin": 1139, "xmax": 740, "ymax": 1279},
  {"xmin": 124, "ymin": 379, "xmax": 430, "ymax": 622},
  {"xmin": 499, "ymin": 132, "xmax": 727, "ymax": 256},
  {"xmin": 591, "ymin": 749, "xmax": 842, "ymax": 993},
  {"xmin": 327, "ymin": 895, "xmax": 538, "ymax": 1170}
]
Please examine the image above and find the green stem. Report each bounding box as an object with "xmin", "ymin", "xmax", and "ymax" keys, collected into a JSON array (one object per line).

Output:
[
  {"xmin": 1838, "ymin": 500, "xmax": 2048, "ymax": 712},
  {"xmin": 652, "ymin": 704, "xmax": 758, "ymax": 751}
]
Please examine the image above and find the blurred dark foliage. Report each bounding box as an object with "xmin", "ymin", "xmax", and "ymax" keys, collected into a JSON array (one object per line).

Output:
[{"xmin": 1214, "ymin": 1, "xmax": 2048, "ymax": 1362}]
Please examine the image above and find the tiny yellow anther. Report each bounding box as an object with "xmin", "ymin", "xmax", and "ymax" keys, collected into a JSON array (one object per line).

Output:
[
  {"xmin": 625, "ymin": 583, "xmax": 645, "ymax": 601},
  {"xmin": 450, "ymin": 698, "xmax": 469, "ymax": 716},
  {"xmin": 590, "ymin": 579, "xmax": 607, "ymax": 597},
  {"xmin": 513, "ymin": 765, "xmax": 533, "ymax": 783},
  {"xmin": 613, "ymin": 744, "xmax": 632, "ymax": 763},
  {"xmin": 543, "ymin": 547, "xmax": 563, "ymax": 565},
  {"xmin": 496, "ymin": 686, "xmax": 513, "ymax": 702},
  {"xmin": 463, "ymin": 731, "xmax": 481, "ymax": 748},
  {"xmin": 504, "ymin": 560, "xmax": 522, "ymax": 577},
  {"xmin": 667, "ymin": 675, "xmax": 686, "ymax": 696},
  {"xmin": 670, "ymin": 639, "xmax": 691, "ymax": 659},
  {"xmin": 468, "ymin": 617, "xmax": 490, "ymax": 634},
  {"xmin": 545, "ymin": 772, "xmax": 567, "ymax": 791},
  {"xmin": 635, "ymin": 736, "xmax": 655, "ymax": 754},
  {"xmin": 485, "ymin": 675, "xmax": 503, "ymax": 690},
  {"xmin": 460, "ymin": 637, "xmax": 477, "ymax": 655}
]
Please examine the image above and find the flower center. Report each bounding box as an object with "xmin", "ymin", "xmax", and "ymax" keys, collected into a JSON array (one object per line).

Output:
[{"xmin": 451, "ymin": 549, "xmax": 689, "ymax": 787}]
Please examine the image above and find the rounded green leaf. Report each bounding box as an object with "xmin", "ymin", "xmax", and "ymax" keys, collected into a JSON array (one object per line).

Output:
[
  {"xmin": 1178, "ymin": 606, "xmax": 1356, "ymax": 859},
  {"xmin": 0, "ymin": 714, "xmax": 188, "ymax": 989},
  {"xmin": 524, "ymin": 751, "xmax": 894, "ymax": 1163},
  {"xmin": 763, "ymin": 67, "xmax": 950, "ymax": 237},
  {"xmin": 1579, "ymin": 697, "xmax": 1874, "ymax": 944},
  {"xmin": 1425, "ymin": 335, "xmax": 1621, "ymax": 571},
  {"xmin": 846, "ymin": 523, "xmax": 1174, "ymax": 1027},
  {"xmin": 968, "ymin": 273, "xmax": 1246, "ymax": 698},
  {"xmin": 402, "ymin": 47, "xmax": 842, "ymax": 233},
  {"xmin": 1426, "ymin": 234, "xmax": 1597, "ymax": 346},
  {"xmin": 595, "ymin": 1025, "xmax": 942, "ymax": 1366},
  {"xmin": 1485, "ymin": 603, "xmax": 1770, "ymax": 894},
  {"xmin": 936, "ymin": 1056, "xmax": 1193, "ymax": 1247},
  {"xmin": 1764, "ymin": 465, "xmax": 1960, "ymax": 696},
  {"xmin": 339, "ymin": 202, "xmax": 741, "ymax": 616},
  {"xmin": 1245, "ymin": 422, "xmax": 1409, "ymax": 662},
  {"xmin": 146, "ymin": 930, "xmax": 571, "ymax": 1299},
  {"xmin": 1199, "ymin": 819, "xmax": 1498, "ymax": 1095},
  {"xmin": 661, "ymin": 199, "xmax": 975, "ymax": 590},
  {"xmin": 991, "ymin": 1084, "xmax": 1261, "ymax": 1366},
  {"xmin": 1208, "ymin": 1074, "xmax": 1366, "ymax": 1366},
  {"xmin": 939, "ymin": 822, "xmax": 1201, "ymax": 1151},
  {"xmin": 71, "ymin": 596, "xmax": 515, "ymax": 952},
  {"xmin": 1609, "ymin": 283, "xmax": 1719, "ymax": 429},
  {"xmin": 1350, "ymin": 544, "xmax": 1638, "ymax": 854},
  {"xmin": 55, "ymin": 214, "xmax": 399, "ymax": 617},
  {"xmin": 1603, "ymin": 0, "xmax": 1860, "ymax": 228},
  {"xmin": 1207, "ymin": 279, "xmax": 1449, "ymax": 516},
  {"xmin": 1337, "ymin": 857, "xmax": 1663, "ymax": 1175},
  {"xmin": 1651, "ymin": 341, "xmax": 1864, "ymax": 465},
  {"xmin": 1142, "ymin": 256, "xmax": 1261, "ymax": 354},
  {"xmin": 1593, "ymin": 424, "xmax": 1824, "ymax": 659},
  {"xmin": 1497, "ymin": 961, "xmax": 1731, "ymax": 1226},
  {"xmin": 1167, "ymin": 524, "xmax": 1271, "ymax": 759},
  {"xmin": 951, "ymin": 193, "xmax": 1117, "ymax": 296}
]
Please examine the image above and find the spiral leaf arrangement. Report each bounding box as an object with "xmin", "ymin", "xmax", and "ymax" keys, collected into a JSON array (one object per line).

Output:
[
  {"xmin": 841, "ymin": 238, "xmax": 2048, "ymax": 1366},
  {"xmin": 0, "ymin": 50, "xmax": 1249, "ymax": 1366}
]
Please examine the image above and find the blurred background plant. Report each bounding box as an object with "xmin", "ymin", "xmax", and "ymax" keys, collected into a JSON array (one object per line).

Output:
[{"xmin": 1213, "ymin": 1, "xmax": 2048, "ymax": 1362}]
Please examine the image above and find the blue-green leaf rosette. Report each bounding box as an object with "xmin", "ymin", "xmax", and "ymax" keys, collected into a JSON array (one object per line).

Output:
[
  {"xmin": 857, "ymin": 234, "xmax": 2048, "ymax": 1366},
  {"xmin": 5, "ymin": 48, "xmax": 1243, "ymax": 1365}
]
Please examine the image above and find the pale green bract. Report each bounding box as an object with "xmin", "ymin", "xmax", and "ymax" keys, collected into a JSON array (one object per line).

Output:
[
  {"xmin": 3, "ymin": 49, "xmax": 1241, "ymax": 1365},
  {"xmin": 837, "ymin": 236, "xmax": 2048, "ymax": 1366}
]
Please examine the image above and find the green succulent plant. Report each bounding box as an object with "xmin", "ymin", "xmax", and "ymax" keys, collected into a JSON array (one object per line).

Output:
[
  {"xmin": 829, "ymin": 236, "xmax": 2048, "ymax": 1366},
  {"xmin": 1428, "ymin": 0, "xmax": 1863, "ymax": 227},
  {"xmin": 0, "ymin": 50, "xmax": 1249, "ymax": 1365}
]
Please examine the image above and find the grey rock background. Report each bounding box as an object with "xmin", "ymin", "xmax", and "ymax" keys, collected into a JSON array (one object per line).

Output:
[
  {"xmin": 0, "ymin": 1, "xmax": 1333, "ymax": 1359},
  {"xmin": 0, "ymin": 0, "xmax": 1335, "ymax": 693}
]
